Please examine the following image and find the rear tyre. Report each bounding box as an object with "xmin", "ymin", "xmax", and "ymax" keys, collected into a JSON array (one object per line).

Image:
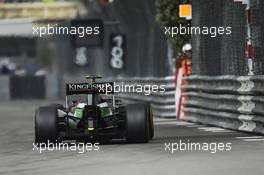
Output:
[
  {"xmin": 147, "ymin": 104, "xmax": 154, "ymax": 140},
  {"xmin": 35, "ymin": 106, "xmax": 58, "ymax": 144},
  {"xmin": 50, "ymin": 104, "xmax": 64, "ymax": 110},
  {"xmin": 126, "ymin": 104, "xmax": 149, "ymax": 143}
]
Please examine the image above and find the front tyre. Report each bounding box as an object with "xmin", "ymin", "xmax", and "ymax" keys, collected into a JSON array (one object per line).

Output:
[
  {"xmin": 126, "ymin": 104, "xmax": 149, "ymax": 143},
  {"xmin": 35, "ymin": 106, "xmax": 58, "ymax": 144}
]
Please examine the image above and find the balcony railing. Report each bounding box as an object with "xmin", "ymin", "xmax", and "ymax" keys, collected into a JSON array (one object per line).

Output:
[{"xmin": 0, "ymin": 1, "xmax": 87, "ymax": 20}]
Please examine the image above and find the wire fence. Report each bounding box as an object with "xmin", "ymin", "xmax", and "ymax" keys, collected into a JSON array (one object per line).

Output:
[
  {"xmin": 191, "ymin": 0, "xmax": 252, "ymax": 76},
  {"xmin": 251, "ymin": 0, "xmax": 264, "ymax": 75}
]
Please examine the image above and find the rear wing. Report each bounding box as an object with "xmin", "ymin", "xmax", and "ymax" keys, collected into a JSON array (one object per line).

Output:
[{"xmin": 66, "ymin": 82, "xmax": 114, "ymax": 95}]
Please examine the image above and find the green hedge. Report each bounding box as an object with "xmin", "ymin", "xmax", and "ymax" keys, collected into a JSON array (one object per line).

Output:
[{"xmin": 155, "ymin": 0, "xmax": 191, "ymax": 52}]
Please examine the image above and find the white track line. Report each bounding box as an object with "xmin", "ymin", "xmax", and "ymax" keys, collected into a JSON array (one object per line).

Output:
[
  {"xmin": 174, "ymin": 121, "xmax": 194, "ymax": 126},
  {"xmin": 210, "ymin": 130, "xmax": 234, "ymax": 133},
  {"xmin": 198, "ymin": 127, "xmax": 223, "ymax": 130},
  {"xmin": 186, "ymin": 125, "xmax": 204, "ymax": 128},
  {"xmin": 235, "ymin": 136, "xmax": 264, "ymax": 142},
  {"xmin": 198, "ymin": 127, "xmax": 233, "ymax": 133},
  {"xmin": 236, "ymin": 136, "xmax": 264, "ymax": 139},
  {"xmin": 155, "ymin": 121, "xmax": 231, "ymax": 132},
  {"xmin": 198, "ymin": 127, "xmax": 224, "ymax": 131},
  {"xmin": 243, "ymin": 138, "xmax": 264, "ymax": 142},
  {"xmin": 153, "ymin": 118, "xmax": 177, "ymax": 122},
  {"xmin": 154, "ymin": 121, "xmax": 176, "ymax": 125},
  {"xmin": 154, "ymin": 121, "xmax": 194, "ymax": 126}
]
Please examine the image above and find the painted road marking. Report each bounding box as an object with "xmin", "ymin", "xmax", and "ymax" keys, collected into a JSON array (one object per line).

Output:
[
  {"xmin": 155, "ymin": 121, "xmax": 235, "ymax": 133},
  {"xmin": 154, "ymin": 121, "xmax": 177, "ymax": 125},
  {"xmin": 155, "ymin": 121, "xmax": 215, "ymax": 129},
  {"xmin": 198, "ymin": 127, "xmax": 234, "ymax": 133},
  {"xmin": 243, "ymin": 138, "xmax": 264, "ymax": 142},
  {"xmin": 174, "ymin": 121, "xmax": 194, "ymax": 126},
  {"xmin": 153, "ymin": 118, "xmax": 176, "ymax": 122},
  {"xmin": 235, "ymin": 136, "xmax": 264, "ymax": 139},
  {"xmin": 210, "ymin": 130, "xmax": 234, "ymax": 133},
  {"xmin": 235, "ymin": 136, "xmax": 264, "ymax": 142},
  {"xmin": 154, "ymin": 120, "xmax": 195, "ymax": 126},
  {"xmin": 198, "ymin": 127, "xmax": 226, "ymax": 131},
  {"xmin": 186, "ymin": 124, "xmax": 205, "ymax": 128}
]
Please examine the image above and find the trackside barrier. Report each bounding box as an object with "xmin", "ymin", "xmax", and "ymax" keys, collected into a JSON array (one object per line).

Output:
[
  {"xmin": 9, "ymin": 75, "xmax": 46, "ymax": 99},
  {"xmin": 180, "ymin": 75, "xmax": 264, "ymax": 134},
  {"xmin": 104, "ymin": 76, "xmax": 176, "ymax": 118},
  {"xmin": 0, "ymin": 76, "xmax": 10, "ymax": 101},
  {"xmin": 0, "ymin": 74, "xmax": 60, "ymax": 100}
]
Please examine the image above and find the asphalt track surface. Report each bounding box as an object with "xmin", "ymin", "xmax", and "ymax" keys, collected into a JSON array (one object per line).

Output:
[{"xmin": 1, "ymin": 101, "xmax": 264, "ymax": 175}]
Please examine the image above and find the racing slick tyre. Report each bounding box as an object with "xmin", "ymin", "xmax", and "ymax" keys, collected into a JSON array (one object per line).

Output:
[
  {"xmin": 147, "ymin": 104, "xmax": 154, "ymax": 140},
  {"xmin": 50, "ymin": 104, "xmax": 64, "ymax": 110},
  {"xmin": 126, "ymin": 104, "xmax": 149, "ymax": 143},
  {"xmin": 35, "ymin": 106, "xmax": 58, "ymax": 144}
]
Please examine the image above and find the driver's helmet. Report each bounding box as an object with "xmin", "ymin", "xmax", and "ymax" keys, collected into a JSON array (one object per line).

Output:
[{"xmin": 182, "ymin": 43, "xmax": 192, "ymax": 53}]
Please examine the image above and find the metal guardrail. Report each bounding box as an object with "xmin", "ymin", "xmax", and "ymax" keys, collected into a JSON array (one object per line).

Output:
[
  {"xmin": 182, "ymin": 75, "xmax": 264, "ymax": 134},
  {"xmin": 105, "ymin": 76, "xmax": 176, "ymax": 118}
]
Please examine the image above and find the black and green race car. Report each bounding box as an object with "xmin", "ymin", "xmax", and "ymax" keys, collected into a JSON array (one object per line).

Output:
[{"xmin": 35, "ymin": 76, "xmax": 154, "ymax": 144}]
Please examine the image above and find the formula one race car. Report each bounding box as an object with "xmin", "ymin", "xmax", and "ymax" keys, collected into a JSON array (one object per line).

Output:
[{"xmin": 35, "ymin": 76, "xmax": 154, "ymax": 144}]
